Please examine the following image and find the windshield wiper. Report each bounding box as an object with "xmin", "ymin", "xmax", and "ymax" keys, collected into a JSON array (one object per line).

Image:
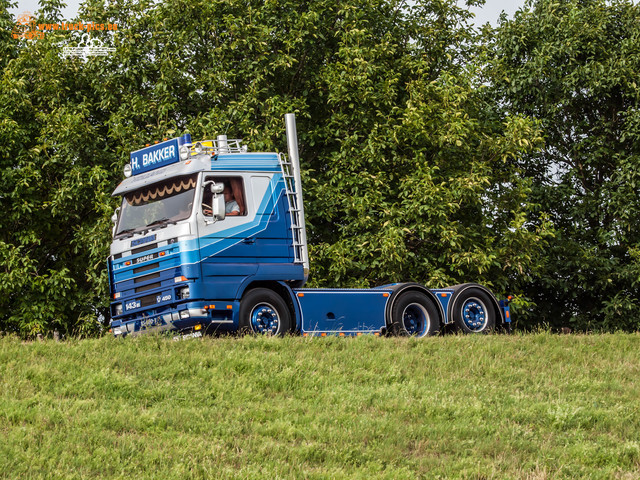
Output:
[
  {"xmin": 146, "ymin": 218, "xmax": 171, "ymax": 228},
  {"xmin": 116, "ymin": 228, "xmax": 137, "ymax": 237}
]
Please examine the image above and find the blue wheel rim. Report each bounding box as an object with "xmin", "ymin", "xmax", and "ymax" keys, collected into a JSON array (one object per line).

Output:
[
  {"xmin": 462, "ymin": 297, "xmax": 488, "ymax": 332},
  {"xmin": 250, "ymin": 302, "xmax": 280, "ymax": 334},
  {"xmin": 402, "ymin": 303, "xmax": 429, "ymax": 337}
]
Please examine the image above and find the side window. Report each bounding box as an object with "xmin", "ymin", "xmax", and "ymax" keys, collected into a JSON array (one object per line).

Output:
[{"xmin": 202, "ymin": 176, "xmax": 246, "ymax": 217}]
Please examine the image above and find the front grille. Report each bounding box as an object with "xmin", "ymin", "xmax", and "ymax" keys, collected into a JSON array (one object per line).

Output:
[
  {"xmin": 133, "ymin": 262, "xmax": 159, "ymax": 274},
  {"xmin": 134, "ymin": 272, "xmax": 160, "ymax": 284},
  {"xmin": 132, "ymin": 243, "xmax": 157, "ymax": 255},
  {"xmin": 135, "ymin": 282, "xmax": 161, "ymax": 293},
  {"xmin": 140, "ymin": 293, "xmax": 159, "ymax": 308}
]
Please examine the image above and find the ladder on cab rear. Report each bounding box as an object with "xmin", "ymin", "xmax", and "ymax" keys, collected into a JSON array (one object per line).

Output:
[{"xmin": 278, "ymin": 153, "xmax": 307, "ymax": 267}]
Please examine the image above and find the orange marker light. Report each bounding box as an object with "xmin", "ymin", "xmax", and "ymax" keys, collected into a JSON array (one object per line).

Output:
[
  {"xmin": 506, "ymin": 311, "xmax": 510, "ymax": 319},
  {"xmin": 339, "ymin": 332, "xmax": 345, "ymax": 337},
  {"xmin": 321, "ymin": 333, "xmax": 326, "ymax": 337},
  {"xmin": 125, "ymin": 261, "xmax": 131, "ymax": 266},
  {"xmin": 159, "ymin": 251, "xmax": 166, "ymax": 256},
  {"xmin": 441, "ymin": 293, "xmax": 447, "ymax": 297},
  {"xmin": 226, "ymin": 305, "xmax": 232, "ymax": 310},
  {"xmin": 383, "ymin": 293, "xmax": 389, "ymax": 297},
  {"xmin": 297, "ymin": 293, "xmax": 304, "ymax": 297}
]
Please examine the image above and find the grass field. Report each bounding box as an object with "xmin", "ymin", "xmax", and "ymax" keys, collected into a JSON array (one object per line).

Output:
[{"xmin": 1, "ymin": 332, "xmax": 639, "ymax": 479}]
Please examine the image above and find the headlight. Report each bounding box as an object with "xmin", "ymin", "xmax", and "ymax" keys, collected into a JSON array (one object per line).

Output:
[
  {"xmin": 178, "ymin": 286, "xmax": 190, "ymax": 299},
  {"xmin": 180, "ymin": 310, "xmax": 190, "ymax": 319},
  {"xmin": 113, "ymin": 303, "xmax": 123, "ymax": 316},
  {"xmin": 179, "ymin": 145, "xmax": 190, "ymax": 160}
]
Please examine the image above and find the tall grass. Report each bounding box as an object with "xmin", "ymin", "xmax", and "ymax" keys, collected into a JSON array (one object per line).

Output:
[{"xmin": 1, "ymin": 333, "xmax": 639, "ymax": 479}]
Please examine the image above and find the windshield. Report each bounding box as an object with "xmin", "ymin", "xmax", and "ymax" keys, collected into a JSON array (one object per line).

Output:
[{"xmin": 115, "ymin": 174, "xmax": 197, "ymax": 237}]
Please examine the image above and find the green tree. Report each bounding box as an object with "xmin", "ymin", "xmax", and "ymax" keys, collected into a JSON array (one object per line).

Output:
[
  {"xmin": 0, "ymin": 0, "xmax": 549, "ymax": 336},
  {"xmin": 489, "ymin": 0, "xmax": 640, "ymax": 330},
  {"xmin": 0, "ymin": 0, "xmax": 116, "ymax": 337}
]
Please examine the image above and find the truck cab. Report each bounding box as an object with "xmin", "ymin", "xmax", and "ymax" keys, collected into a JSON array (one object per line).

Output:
[{"xmin": 108, "ymin": 135, "xmax": 305, "ymax": 337}]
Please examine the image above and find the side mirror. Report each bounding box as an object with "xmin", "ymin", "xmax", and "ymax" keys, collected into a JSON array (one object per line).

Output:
[
  {"xmin": 204, "ymin": 180, "xmax": 224, "ymax": 194},
  {"xmin": 212, "ymin": 194, "xmax": 226, "ymax": 221},
  {"xmin": 202, "ymin": 181, "xmax": 225, "ymax": 222}
]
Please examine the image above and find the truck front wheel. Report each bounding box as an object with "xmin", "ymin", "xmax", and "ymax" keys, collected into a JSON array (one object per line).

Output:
[
  {"xmin": 239, "ymin": 288, "xmax": 291, "ymax": 336},
  {"xmin": 391, "ymin": 292, "xmax": 441, "ymax": 337}
]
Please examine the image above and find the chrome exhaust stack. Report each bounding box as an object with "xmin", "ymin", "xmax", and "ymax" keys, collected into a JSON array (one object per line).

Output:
[{"xmin": 285, "ymin": 113, "xmax": 310, "ymax": 280}]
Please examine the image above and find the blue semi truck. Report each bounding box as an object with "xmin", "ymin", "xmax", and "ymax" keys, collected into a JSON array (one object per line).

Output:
[{"xmin": 108, "ymin": 114, "xmax": 511, "ymax": 338}]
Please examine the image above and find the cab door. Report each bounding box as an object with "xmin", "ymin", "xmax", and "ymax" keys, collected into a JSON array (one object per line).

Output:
[{"xmin": 196, "ymin": 173, "xmax": 257, "ymax": 299}]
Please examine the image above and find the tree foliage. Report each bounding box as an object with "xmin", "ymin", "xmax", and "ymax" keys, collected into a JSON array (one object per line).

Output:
[
  {"xmin": 489, "ymin": 0, "xmax": 640, "ymax": 330},
  {"xmin": 0, "ymin": 0, "xmax": 577, "ymax": 336}
]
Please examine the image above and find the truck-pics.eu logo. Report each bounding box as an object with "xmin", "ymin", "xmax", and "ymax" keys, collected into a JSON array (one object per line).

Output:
[
  {"xmin": 12, "ymin": 11, "xmax": 117, "ymax": 58},
  {"xmin": 62, "ymin": 33, "xmax": 116, "ymax": 58}
]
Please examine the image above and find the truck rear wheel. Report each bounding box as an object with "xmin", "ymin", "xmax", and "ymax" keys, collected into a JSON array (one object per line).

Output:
[
  {"xmin": 391, "ymin": 292, "xmax": 441, "ymax": 337},
  {"xmin": 239, "ymin": 288, "xmax": 291, "ymax": 336},
  {"xmin": 451, "ymin": 288, "xmax": 496, "ymax": 334}
]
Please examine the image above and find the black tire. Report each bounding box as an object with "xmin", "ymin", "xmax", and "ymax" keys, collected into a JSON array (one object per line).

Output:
[
  {"xmin": 390, "ymin": 292, "xmax": 441, "ymax": 337},
  {"xmin": 451, "ymin": 287, "xmax": 496, "ymax": 334},
  {"xmin": 239, "ymin": 288, "xmax": 291, "ymax": 336}
]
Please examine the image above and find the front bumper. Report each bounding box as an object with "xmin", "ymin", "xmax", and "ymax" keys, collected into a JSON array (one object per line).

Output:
[{"xmin": 110, "ymin": 300, "xmax": 239, "ymax": 337}]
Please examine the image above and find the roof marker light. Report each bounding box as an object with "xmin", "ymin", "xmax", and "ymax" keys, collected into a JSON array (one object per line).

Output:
[
  {"xmin": 123, "ymin": 164, "xmax": 132, "ymax": 177},
  {"xmin": 194, "ymin": 142, "xmax": 204, "ymax": 155},
  {"xmin": 179, "ymin": 145, "xmax": 189, "ymax": 160}
]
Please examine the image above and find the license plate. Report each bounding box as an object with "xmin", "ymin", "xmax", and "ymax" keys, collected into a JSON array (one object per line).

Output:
[{"xmin": 173, "ymin": 330, "xmax": 203, "ymax": 341}]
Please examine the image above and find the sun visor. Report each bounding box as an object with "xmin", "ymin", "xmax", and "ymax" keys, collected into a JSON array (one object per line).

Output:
[{"xmin": 112, "ymin": 156, "xmax": 211, "ymax": 196}]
